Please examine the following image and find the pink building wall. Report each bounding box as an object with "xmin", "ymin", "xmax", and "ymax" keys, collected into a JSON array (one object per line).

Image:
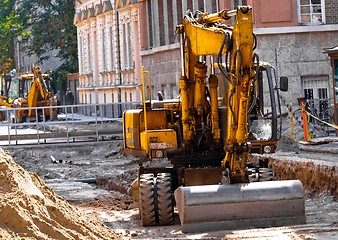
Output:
[{"xmin": 219, "ymin": 0, "xmax": 298, "ymax": 27}]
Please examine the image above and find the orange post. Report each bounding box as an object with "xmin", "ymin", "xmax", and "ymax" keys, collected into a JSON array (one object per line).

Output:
[
  {"xmin": 290, "ymin": 103, "xmax": 294, "ymax": 139},
  {"xmin": 301, "ymin": 103, "xmax": 311, "ymax": 141}
]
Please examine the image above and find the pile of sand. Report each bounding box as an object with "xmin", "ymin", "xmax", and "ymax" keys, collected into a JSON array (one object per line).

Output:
[{"xmin": 0, "ymin": 148, "xmax": 121, "ymax": 239}]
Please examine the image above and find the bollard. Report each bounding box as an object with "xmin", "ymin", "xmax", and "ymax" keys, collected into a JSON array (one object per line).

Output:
[
  {"xmin": 290, "ymin": 102, "xmax": 294, "ymax": 139},
  {"xmin": 301, "ymin": 103, "xmax": 311, "ymax": 141}
]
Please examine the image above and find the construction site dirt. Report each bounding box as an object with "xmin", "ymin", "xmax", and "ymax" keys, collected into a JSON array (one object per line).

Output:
[{"xmin": 1, "ymin": 120, "xmax": 338, "ymax": 239}]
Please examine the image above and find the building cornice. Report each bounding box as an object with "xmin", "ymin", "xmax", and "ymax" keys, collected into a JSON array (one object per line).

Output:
[
  {"xmin": 255, "ymin": 24, "xmax": 338, "ymax": 35},
  {"xmin": 141, "ymin": 43, "xmax": 180, "ymax": 56},
  {"xmin": 78, "ymin": 85, "xmax": 139, "ymax": 91}
]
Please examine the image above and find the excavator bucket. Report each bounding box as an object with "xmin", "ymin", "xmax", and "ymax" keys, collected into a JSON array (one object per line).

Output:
[{"xmin": 174, "ymin": 180, "xmax": 305, "ymax": 233}]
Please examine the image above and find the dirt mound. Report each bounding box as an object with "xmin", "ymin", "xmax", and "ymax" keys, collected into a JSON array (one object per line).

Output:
[
  {"xmin": 276, "ymin": 136, "xmax": 299, "ymax": 152},
  {"xmin": 0, "ymin": 148, "xmax": 121, "ymax": 239}
]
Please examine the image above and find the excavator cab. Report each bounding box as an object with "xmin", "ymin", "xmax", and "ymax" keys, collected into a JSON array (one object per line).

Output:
[{"xmin": 246, "ymin": 63, "xmax": 288, "ymax": 154}]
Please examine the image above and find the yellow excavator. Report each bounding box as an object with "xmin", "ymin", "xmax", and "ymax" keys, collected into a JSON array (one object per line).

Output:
[
  {"xmin": 0, "ymin": 66, "xmax": 58, "ymax": 122},
  {"xmin": 123, "ymin": 6, "xmax": 305, "ymax": 232}
]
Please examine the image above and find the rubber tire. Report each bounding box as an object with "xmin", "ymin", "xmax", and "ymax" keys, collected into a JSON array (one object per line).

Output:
[
  {"xmin": 248, "ymin": 167, "xmax": 259, "ymax": 182},
  {"xmin": 156, "ymin": 173, "xmax": 174, "ymax": 225},
  {"xmin": 259, "ymin": 168, "xmax": 273, "ymax": 181},
  {"xmin": 139, "ymin": 173, "xmax": 156, "ymax": 226}
]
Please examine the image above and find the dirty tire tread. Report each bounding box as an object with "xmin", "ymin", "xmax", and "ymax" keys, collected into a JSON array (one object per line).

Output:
[
  {"xmin": 139, "ymin": 173, "xmax": 156, "ymax": 226},
  {"xmin": 259, "ymin": 168, "xmax": 273, "ymax": 181},
  {"xmin": 156, "ymin": 173, "xmax": 174, "ymax": 225}
]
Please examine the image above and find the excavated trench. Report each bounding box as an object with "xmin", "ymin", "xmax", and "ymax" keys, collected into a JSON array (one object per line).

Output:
[
  {"xmin": 249, "ymin": 147, "xmax": 338, "ymax": 199},
  {"xmin": 270, "ymin": 158, "xmax": 338, "ymax": 197}
]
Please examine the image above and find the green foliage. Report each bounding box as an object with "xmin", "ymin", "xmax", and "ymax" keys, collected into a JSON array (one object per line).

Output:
[
  {"xmin": 50, "ymin": 69, "xmax": 68, "ymax": 94},
  {"xmin": 0, "ymin": 0, "xmax": 78, "ymax": 83},
  {"xmin": 0, "ymin": 0, "xmax": 21, "ymax": 73},
  {"xmin": 18, "ymin": 0, "xmax": 78, "ymax": 73}
]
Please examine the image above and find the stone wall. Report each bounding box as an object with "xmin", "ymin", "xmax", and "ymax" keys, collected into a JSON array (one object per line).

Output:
[
  {"xmin": 326, "ymin": 0, "xmax": 338, "ymax": 24},
  {"xmin": 140, "ymin": 30, "xmax": 338, "ymax": 106},
  {"xmin": 256, "ymin": 30, "xmax": 338, "ymax": 106},
  {"xmin": 141, "ymin": 45, "xmax": 181, "ymax": 100}
]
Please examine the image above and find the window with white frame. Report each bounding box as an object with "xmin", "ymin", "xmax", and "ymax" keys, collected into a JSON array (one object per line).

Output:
[
  {"xmin": 301, "ymin": 75, "xmax": 330, "ymax": 114},
  {"xmin": 87, "ymin": 33, "xmax": 92, "ymax": 72},
  {"xmin": 109, "ymin": 26, "xmax": 115, "ymax": 71},
  {"xmin": 122, "ymin": 23, "xmax": 127, "ymax": 69},
  {"xmin": 298, "ymin": 0, "xmax": 325, "ymax": 25},
  {"xmin": 102, "ymin": 28, "xmax": 106, "ymax": 71},
  {"xmin": 127, "ymin": 22, "xmax": 133, "ymax": 69}
]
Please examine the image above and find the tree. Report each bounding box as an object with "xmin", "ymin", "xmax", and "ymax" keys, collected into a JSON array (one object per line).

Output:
[
  {"xmin": 17, "ymin": 0, "xmax": 78, "ymax": 73},
  {"xmin": 0, "ymin": 0, "xmax": 23, "ymax": 74},
  {"xmin": 0, "ymin": 0, "xmax": 78, "ymax": 93}
]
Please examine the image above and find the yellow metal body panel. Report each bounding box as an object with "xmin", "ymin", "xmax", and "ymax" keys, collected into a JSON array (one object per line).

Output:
[
  {"xmin": 184, "ymin": 19, "xmax": 230, "ymax": 56},
  {"xmin": 139, "ymin": 109, "xmax": 167, "ymax": 131},
  {"xmin": 123, "ymin": 108, "xmax": 177, "ymax": 156},
  {"xmin": 140, "ymin": 129, "xmax": 177, "ymax": 153},
  {"xmin": 123, "ymin": 109, "xmax": 142, "ymax": 149}
]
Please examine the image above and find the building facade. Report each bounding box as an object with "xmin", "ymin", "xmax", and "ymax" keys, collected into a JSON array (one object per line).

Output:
[
  {"xmin": 74, "ymin": 0, "xmax": 141, "ymax": 105},
  {"xmin": 75, "ymin": 0, "xmax": 338, "ymax": 116}
]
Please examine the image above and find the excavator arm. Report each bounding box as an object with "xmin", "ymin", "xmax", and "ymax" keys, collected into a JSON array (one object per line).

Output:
[
  {"xmin": 179, "ymin": 6, "xmax": 256, "ymax": 183},
  {"xmin": 174, "ymin": 6, "xmax": 305, "ymax": 232},
  {"xmin": 27, "ymin": 66, "xmax": 51, "ymax": 117},
  {"xmin": 222, "ymin": 7, "xmax": 256, "ymax": 183}
]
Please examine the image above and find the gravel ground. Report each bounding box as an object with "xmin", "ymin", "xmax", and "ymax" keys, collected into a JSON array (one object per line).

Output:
[
  {"xmin": 1, "ymin": 114, "xmax": 336, "ymax": 239},
  {"xmin": 3, "ymin": 136, "xmax": 337, "ymax": 239}
]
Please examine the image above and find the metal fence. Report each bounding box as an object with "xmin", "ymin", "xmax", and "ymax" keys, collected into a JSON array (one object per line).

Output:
[
  {"xmin": 75, "ymin": 102, "xmax": 142, "ymax": 118},
  {"xmin": 0, "ymin": 102, "xmax": 140, "ymax": 146}
]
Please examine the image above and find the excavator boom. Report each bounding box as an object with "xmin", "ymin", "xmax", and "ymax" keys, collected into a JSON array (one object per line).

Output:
[{"xmin": 174, "ymin": 6, "xmax": 305, "ymax": 232}]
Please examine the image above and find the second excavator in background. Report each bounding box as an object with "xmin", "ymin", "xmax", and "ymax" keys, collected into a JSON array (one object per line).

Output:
[
  {"xmin": 0, "ymin": 66, "xmax": 57, "ymax": 122},
  {"xmin": 123, "ymin": 6, "xmax": 305, "ymax": 232}
]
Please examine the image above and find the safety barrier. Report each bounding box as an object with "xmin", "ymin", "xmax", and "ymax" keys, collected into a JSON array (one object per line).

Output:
[
  {"xmin": 290, "ymin": 102, "xmax": 337, "ymax": 141},
  {"xmin": 0, "ymin": 102, "xmax": 137, "ymax": 146}
]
